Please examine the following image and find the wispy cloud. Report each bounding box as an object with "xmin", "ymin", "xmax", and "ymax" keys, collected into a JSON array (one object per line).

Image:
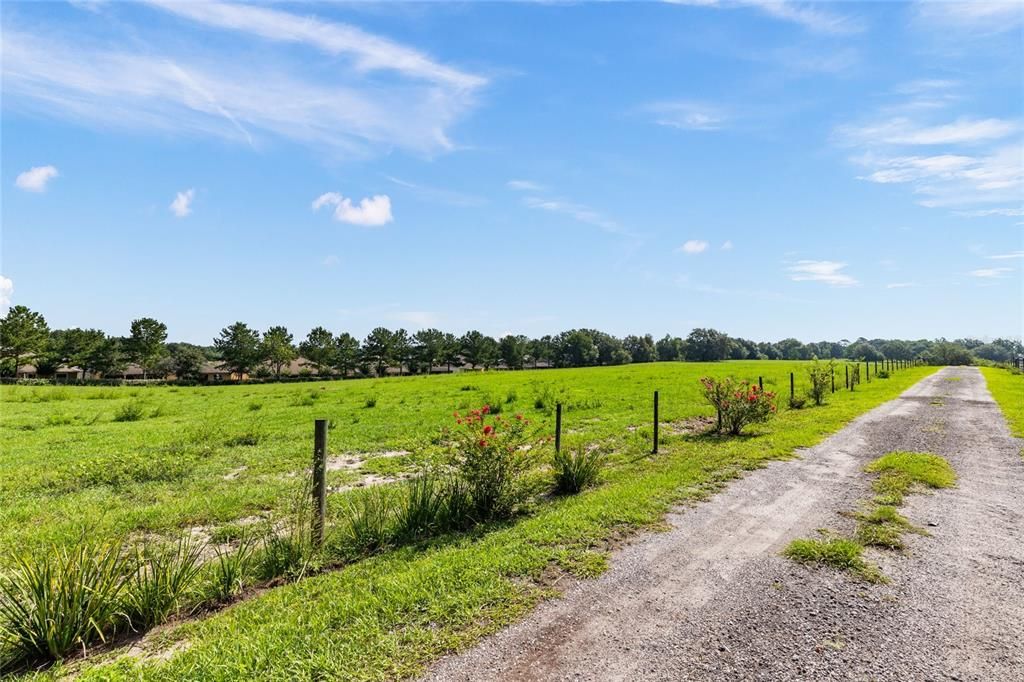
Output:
[
  {"xmin": 886, "ymin": 282, "xmax": 917, "ymax": 289},
  {"xmin": 988, "ymin": 251, "xmax": 1024, "ymax": 260},
  {"xmin": 312, "ymin": 192, "xmax": 394, "ymax": 227},
  {"xmin": 969, "ymin": 267, "xmax": 1013, "ymax": 278},
  {"xmin": 0, "ymin": 275, "xmax": 12, "ymax": 308},
  {"xmin": 666, "ymin": 0, "xmax": 864, "ymax": 35},
  {"xmin": 721, "ymin": 240, "xmax": 734, "ymax": 251},
  {"xmin": 957, "ymin": 207, "xmax": 1024, "ymax": 218},
  {"xmin": 2, "ymin": 7, "xmax": 484, "ymax": 157},
  {"xmin": 15, "ymin": 165, "xmax": 59, "ymax": 192},
  {"xmin": 322, "ymin": 255, "xmax": 340, "ymax": 268},
  {"xmin": 384, "ymin": 175, "xmax": 485, "ymax": 208},
  {"xmin": 678, "ymin": 239, "xmax": 710, "ymax": 254},
  {"xmin": 787, "ymin": 260, "xmax": 859, "ymax": 287},
  {"xmin": 388, "ymin": 310, "xmax": 440, "ymax": 328},
  {"xmin": 643, "ymin": 100, "xmax": 726, "ymax": 131},
  {"xmin": 506, "ymin": 179, "xmax": 544, "ymax": 192},
  {"xmin": 915, "ymin": 0, "xmax": 1024, "ymax": 35},
  {"xmin": 522, "ymin": 196, "xmax": 625, "ymax": 234},
  {"xmin": 145, "ymin": 1, "xmax": 484, "ymax": 90},
  {"xmin": 840, "ymin": 117, "xmax": 1018, "ymax": 146},
  {"xmin": 169, "ymin": 188, "xmax": 195, "ymax": 218}
]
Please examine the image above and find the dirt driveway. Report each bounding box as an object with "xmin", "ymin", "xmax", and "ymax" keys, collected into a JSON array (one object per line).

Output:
[{"xmin": 422, "ymin": 367, "xmax": 1024, "ymax": 681}]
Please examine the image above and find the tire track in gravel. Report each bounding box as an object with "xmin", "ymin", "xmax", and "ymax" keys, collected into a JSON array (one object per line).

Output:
[{"xmin": 422, "ymin": 367, "xmax": 1024, "ymax": 681}]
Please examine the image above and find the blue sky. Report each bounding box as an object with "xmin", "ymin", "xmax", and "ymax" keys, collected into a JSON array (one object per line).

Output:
[{"xmin": 2, "ymin": 0, "xmax": 1022, "ymax": 344}]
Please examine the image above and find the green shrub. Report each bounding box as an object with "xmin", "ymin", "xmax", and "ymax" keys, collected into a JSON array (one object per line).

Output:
[
  {"xmin": 0, "ymin": 541, "xmax": 130, "ymax": 667},
  {"xmin": 788, "ymin": 396, "xmax": 807, "ymax": 410},
  {"xmin": 364, "ymin": 396, "xmax": 378, "ymax": 408},
  {"xmin": 447, "ymin": 408, "xmax": 538, "ymax": 521},
  {"xmin": 806, "ymin": 358, "xmax": 834, "ymax": 406},
  {"xmin": 699, "ymin": 376, "xmax": 777, "ymax": 435},
  {"xmin": 112, "ymin": 401, "xmax": 146, "ymax": 422},
  {"xmin": 552, "ymin": 444, "xmax": 604, "ymax": 494},
  {"xmin": 123, "ymin": 537, "xmax": 205, "ymax": 630}
]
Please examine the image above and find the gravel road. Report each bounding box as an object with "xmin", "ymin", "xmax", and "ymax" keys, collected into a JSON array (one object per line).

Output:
[{"xmin": 422, "ymin": 367, "xmax": 1024, "ymax": 681}]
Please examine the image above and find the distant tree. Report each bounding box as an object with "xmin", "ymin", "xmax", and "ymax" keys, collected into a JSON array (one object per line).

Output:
[
  {"xmin": 684, "ymin": 328, "xmax": 731, "ymax": 362},
  {"xmin": 460, "ymin": 330, "xmax": 498, "ymax": 370},
  {"xmin": 299, "ymin": 327, "xmax": 336, "ymax": 375},
  {"xmin": 594, "ymin": 331, "xmax": 630, "ymax": 366},
  {"xmin": 845, "ymin": 339, "xmax": 884, "ymax": 362},
  {"xmin": 91, "ymin": 337, "xmax": 127, "ymax": 378},
  {"xmin": 655, "ymin": 334, "xmax": 684, "ymax": 362},
  {"xmin": 0, "ymin": 305, "xmax": 50, "ymax": 376},
  {"xmin": 334, "ymin": 332, "xmax": 361, "ymax": 377},
  {"xmin": 53, "ymin": 328, "xmax": 107, "ymax": 378},
  {"xmin": 623, "ymin": 334, "xmax": 656, "ymax": 363},
  {"xmin": 261, "ymin": 326, "xmax": 296, "ymax": 378},
  {"xmin": 362, "ymin": 327, "xmax": 395, "ymax": 376},
  {"xmin": 213, "ymin": 322, "xmax": 262, "ymax": 378},
  {"xmin": 924, "ymin": 341, "xmax": 973, "ymax": 366},
  {"xmin": 414, "ymin": 328, "xmax": 447, "ymax": 374},
  {"xmin": 499, "ymin": 334, "xmax": 529, "ymax": 370},
  {"xmin": 441, "ymin": 332, "xmax": 461, "ymax": 372},
  {"xmin": 169, "ymin": 343, "xmax": 206, "ymax": 381},
  {"xmin": 553, "ymin": 329, "xmax": 599, "ymax": 367},
  {"xmin": 879, "ymin": 340, "xmax": 912, "ymax": 361},
  {"xmin": 775, "ymin": 337, "xmax": 809, "ymax": 361},
  {"xmin": 392, "ymin": 329, "xmax": 413, "ymax": 375},
  {"xmin": 125, "ymin": 317, "xmax": 168, "ymax": 378},
  {"xmin": 972, "ymin": 343, "xmax": 1011, "ymax": 364},
  {"xmin": 527, "ymin": 336, "xmax": 554, "ymax": 368}
]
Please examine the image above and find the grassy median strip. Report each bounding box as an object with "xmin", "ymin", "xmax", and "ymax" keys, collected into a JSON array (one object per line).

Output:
[
  {"xmin": 980, "ymin": 367, "xmax": 1024, "ymax": 440},
  {"xmin": 785, "ymin": 450, "xmax": 955, "ymax": 583}
]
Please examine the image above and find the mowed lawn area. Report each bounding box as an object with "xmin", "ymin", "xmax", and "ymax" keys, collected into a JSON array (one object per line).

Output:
[
  {"xmin": 981, "ymin": 366, "xmax": 1024, "ymax": 439},
  {"xmin": 1, "ymin": 361, "xmax": 935, "ymax": 679}
]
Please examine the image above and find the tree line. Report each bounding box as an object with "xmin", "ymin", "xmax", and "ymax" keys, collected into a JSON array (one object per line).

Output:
[{"xmin": 1, "ymin": 304, "xmax": 1020, "ymax": 381}]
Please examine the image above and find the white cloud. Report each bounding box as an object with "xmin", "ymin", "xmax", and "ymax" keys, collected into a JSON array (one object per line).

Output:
[
  {"xmin": 886, "ymin": 282, "xmax": 917, "ymax": 289},
  {"xmin": 522, "ymin": 196, "xmax": 626, "ymax": 235},
  {"xmin": 644, "ymin": 101, "xmax": 726, "ymax": 131},
  {"xmin": 787, "ymin": 260, "xmax": 859, "ymax": 287},
  {"xmin": 15, "ymin": 165, "xmax": 59, "ymax": 192},
  {"xmin": 666, "ymin": 0, "xmax": 864, "ymax": 34},
  {"xmin": 312, "ymin": 192, "xmax": 393, "ymax": 227},
  {"xmin": 384, "ymin": 175, "xmax": 484, "ymax": 207},
  {"xmin": 2, "ymin": 19, "xmax": 483, "ymax": 157},
  {"xmin": 915, "ymin": 1, "xmax": 1024, "ymax": 34},
  {"xmin": 0, "ymin": 276, "xmax": 12, "ymax": 308},
  {"xmin": 958, "ymin": 207, "xmax": 1024, "ymax": 217},
  {"xmin": 170, "ymin": 188, "xmax": 195, "ymax": 217},
  {"xmin": 989, "ymin": 251, "xmax": 1024, "ymax": 260},
  {"xmin": 841, "ymin": 117, "xmax": 1018, "ymax": 146},
  {"xmin": 969, "ymin": 267, "xmax": 1013, "ymax": 278},
  {"xmin": 721, "ymin": 240, "xmax": 734, "ymax": 251},
  {"xmin": 144, "ymin": 0, "xmax": 485, "ymax": 90},
  {"xmin": 322, "ymin": 255, "xmax": 340, "ymax": 267},
  {"xmin": 678, "ymin": 240, "xmax": 710, "ymax": 254},
  {"xmin": 506, "ymin": 179, "xmax": 544, "ymax": 192}
]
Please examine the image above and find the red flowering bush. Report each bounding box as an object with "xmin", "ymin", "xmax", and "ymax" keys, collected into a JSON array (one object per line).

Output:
[
  {"xmin": 447, "ymin": 406, "xmax": 537, "ymax": 520},
  {"xmin": 700, "ymin": 377, "xmax": 776, "ymax": 435}
]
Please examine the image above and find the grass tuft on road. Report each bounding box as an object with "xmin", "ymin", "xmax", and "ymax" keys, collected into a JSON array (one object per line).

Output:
[
  {"xmin": 783, "ymin": 538, "xmax": 885, "ymax": 583},
  {"xmin": 865, "ymin": 451, "xmax": 956, "ymax": 506}
]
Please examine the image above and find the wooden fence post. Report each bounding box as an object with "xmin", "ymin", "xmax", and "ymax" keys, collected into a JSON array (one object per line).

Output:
[
  {"xmin": 312, "ymin": 419, "xmax": 328, "ymax": 548},
  {"xmin": 555, "ymin": 402, "xmax": 562, "ymax": 453},
  {"xmin": 652, "ymin": 391, "xmax": 659, "ymax": 455},
  {"xmin": 831, "ymin": 368, "xmax": 835, "ymax": 393},
  {"xmin": 865, "ymin": 360, "xmax": 870, "ymax": 382},
  {"xmin": 789, "ymin": 372, "xmax": 794, "ymax": 401},
  {"xmin": 845, "ymin": 364, "xmax": 849, "ymax": 389},
  {"xmin": 758, "ymin": 376, "xmax": 763, "ymax": 391}
]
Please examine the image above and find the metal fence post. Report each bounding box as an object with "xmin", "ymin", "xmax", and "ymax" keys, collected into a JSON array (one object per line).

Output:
[{"xmin": 312, "ymin": 419, "xmax": 328, "ymax": 548}]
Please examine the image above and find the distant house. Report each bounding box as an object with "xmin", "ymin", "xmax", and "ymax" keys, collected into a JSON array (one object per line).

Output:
[
  {"xmin": 55, "ymin": 365, "xmax": 85, "ymax": 381},
  {"xmin": 15, "ymin": 364, "xmax": 37, "ymax": 379},
  {"xmin": 198, "ymin": 362, "xmax": 248, "ymax": 382}
]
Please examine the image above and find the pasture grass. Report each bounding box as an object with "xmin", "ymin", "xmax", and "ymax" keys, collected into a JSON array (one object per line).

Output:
[
  {"xmin": 980, "ymin": 367, "xmax": 1024, "ymax": 440},
  {"xmin": 0, "ymin": 362, "xmax": 933, "ymax": 679}
]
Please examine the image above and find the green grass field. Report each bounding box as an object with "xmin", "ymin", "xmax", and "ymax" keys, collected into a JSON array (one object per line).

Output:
[
  {"xmin": 980, "ymin": 367, "xmax": 1024, "ymax": 439},
  {"xmin": 0, "ymin": 361, "xmax": 935, "ymax": 679}
]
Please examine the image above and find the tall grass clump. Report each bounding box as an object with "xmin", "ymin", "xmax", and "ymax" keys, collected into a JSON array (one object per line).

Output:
[
  {"xmin": 206, "ymin": 534, "xmax": 258, "ymax": 603},
  {"xmin": 112, "ymin": 400, "xmax": 146, "ymax": 422},
  {"xmin": 0, "ymin": 542, "xmax": 129, "ymax": 669},
  {"xmin": 123, "ymin": 537, "xmax": 205, "ymax": 630},
  {"xmin": 552, "ymin": 444, "xmax": 604, "ymax": 494},
  {"xmin": 336, "ymin": 488, "xmax": 395, "ymax": 556}
]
